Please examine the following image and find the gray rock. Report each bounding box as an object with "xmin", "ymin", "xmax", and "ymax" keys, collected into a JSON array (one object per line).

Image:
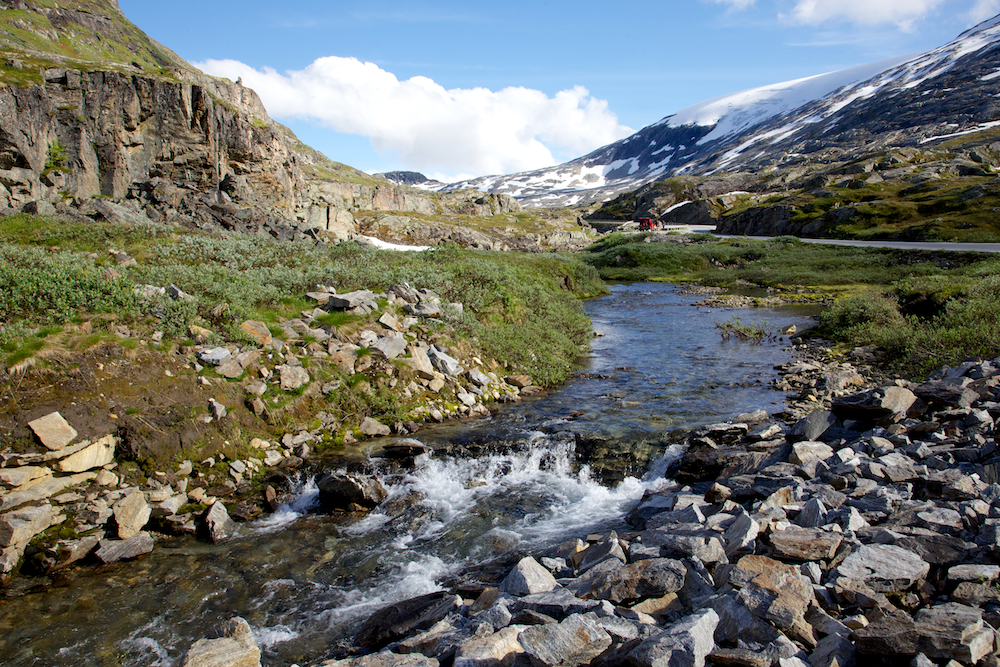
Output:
[
  {"xmin": 809, "ymin": 634, "xmax": 856, "ymax": 667},
  {"xmin": 360, "ymin": 417, "xmax": 392, "ymax": 437},
  {"xmin": 453, "ymin": 626, "xmax": 521, "ymax": 667},
  {"xmin": 357, "ymin": 592, "xmax": 461, "ymax": 649},
  {"xmin": 277, "ymin": 365, "xmax": 310, "ymax": 391},
  {"xmin": 316, "ymin": 472, "xmax": 388, "ymax": 511},
  {"xmin": 643, "ymin": 526, "xmax": 728, "ymax": 564},
  {"xmin": 729, "ymin": 555, "xmax": 813, "ymax": 631},
  {"xmin": 514, "ymin": 588, "xmax": 599, "ymax": 619},
  {"xmin": 428, "ymin": 347, "xmax": 462, "ymax": 376},
  {"xmin": 198, "ymin": 347, "xmax": 232, "ymax": 366},
  {"xmin": 588, "ymin": 558, "xmax": 686, "ymax": 604},
  {"xmin": 723, "ymin": 512, "xmax": 759, "ymax": 557},
  {"xmin": 95, "ymin": 532, "xmax": 154, "ymax": 564},
  {"xmin": 209, "ymin": 398, "xmax": 228, "ymax": 421},
  {"xmin": 914, "ymin": 603, "xmax": 995, "ymax": 664},
  {"xmin": 203, "ymin": 501, "xmax": 236, "ymax": 543},
  {"xmin": 518, "ymin": 612, "xmax": 612, "ymax": 667},
  {"xmin": 113, "ymin": 489, "xmax": 150, "ymax": 540},
  {"xmin": 180, "ymin": 616, "xmax": 261, "ymax": 667},
  {"xmin": 914, "ymin": 380, "xmax": 979, "ymax": 408},
  {"xmin": 835, "ymin": 544, "xmax": 929, "ymax": 593},
  {"xmin": 406, "ymin": 346, "xmax": 436, "ymax": 379},
  {"xmin": 467, "ymin": 369, "xmax": 491, "ymax": 387},
  {"xmin": 627, "ymin": 608, "xmax": 719, "ymax": 667},
  {"xmin": 371, "ymin": 332, "xmax": 407, "ymax": 360},
  {"xmin": 328, "ymin": 290, "xmax": 376, "ymax": 309},
  {"xmin": 789, "ymin": 411, "xmax": 839, "ymax": 442},
  {"xmin": 832, "ymin": 386, "xmax": 917, "ymax": 420},
  {"xmin": 500, "ymin": 556, "xmax": 558, "ymax": 596},
  {"xmin": 576, "ymin": 535, "xmax": 626, "ymax": 573},
  {"xmin": 796, "ymin": 498, "xmax": 828, "ymax": 528}
]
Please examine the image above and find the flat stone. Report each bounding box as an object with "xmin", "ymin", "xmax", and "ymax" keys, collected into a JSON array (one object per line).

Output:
[
  {"xmin": 914, "ymin": 603, "xmax": 994, "ymax": 664},
  {"xmin": 516, "ymin": 588, "xmax": 600, "ymax": 619},
  {"xmin": 55, "ymin": 434, "xmax": 116, "ymax": 473},
  {"xmin": 852, "ymin": 610, "xmax": 919, "ymax": 655},
  {"xmin": 0, "ymin": 503, "xmax": 56, "ymax": 549},
  {"xmin": 518, "ymin": 612, "xmax": 612, "ymax": 667},
  {"xmin": 406, "ymin": 346, "xmax": 436, "ymax": 379},
  {"xmin": 95, "ymin": 532, "xmax": 154, "ymax": 564},
  {"xmin": 500, "ymin": 556, "xmax": 558, "ymax": 596},
  {"xmin": 0, "ymin": 466, "xmax": 51, "ymax": 489},
  {"xmin": 769, "ymin": 528, "xmax": 842, "ymax": 561},
  {"xmin": 948, "ymin": 564, "xmax": 1000, "ymax": 583},
  {"xmin": 328, "ymin": 290, "xmax": 376, "ymax": 310},
  {"xmin": 832, "ymin": 386, "xmax": 917, "ymax": 420},
  {"xmin": 808, "ymin": 633, "xmax": 856, "ymax": 667},
  {"xmin": 216, "ymin": 359, "xmax": 244, "ymax": 379},
  {"xmin": 379, "ymin": 313, "xmax": 404, "ymax": 332},
  {"xmin": 28, "ymin": 412, "xmax": 77, "ymax": 451},
  {"xmin": 357, "ymin": 592, "xmax": 461, "ymax": 649},
  {"xmin": 180, "ymin": 616, "xmax": 261, "ymax": 667},
  {"xmin": 835, "ymin": 544, "xmax": 929, "ymax": 593},
  {"xmin": 643, "ymin": 526, "xmax": 728, "ymax": 564},
  {"xmin": 0, "ymin": 472, "xmax": 97, "ymax": 512},
  {"xmin": 628, "ymin": 608, "xmax": 719, "ymax": 667},
  {"xmin": 371, "ymin": 332, "xmax": 407, "ymax": 360},
  {"xmin": 588, "ymin": 558, "xmax": 686, "ymax": 604},
  {"xmin": 113, "ymin": 489, "xmax": 150, "ymax": 540},
  {"xmin": 198, "ymin": 347, "xmax": 232, "ymax": 366},
  {"xmin": 278, "ymin": 365, "xmax": 310, "ymax": 391},
  {"xmin": 790, "ymin": 441, "xmax": 834, "ymax": 465},
  {"xmin": 428, "ymin": 347, "xmax": 462, "ymax": 376},
  {"xmin": 240, "ymin": 320, "xmax": 272, "ymax": 347}
]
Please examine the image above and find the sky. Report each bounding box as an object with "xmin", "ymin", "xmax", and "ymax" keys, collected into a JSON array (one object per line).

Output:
[{"xmin": 118, "ymin": 0, "xmax": 1000, "ymax": 182}]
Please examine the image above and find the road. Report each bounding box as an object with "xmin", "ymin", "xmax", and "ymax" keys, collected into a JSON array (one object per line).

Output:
[{"xmin": 690, "ymin": 227, "xmax": 1000, "ymax": 253}]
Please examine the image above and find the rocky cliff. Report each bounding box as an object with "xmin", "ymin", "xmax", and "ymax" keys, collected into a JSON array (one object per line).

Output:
[{"xmin": 0, "ymin": 0, "xmax": 584, "ymax": 248}]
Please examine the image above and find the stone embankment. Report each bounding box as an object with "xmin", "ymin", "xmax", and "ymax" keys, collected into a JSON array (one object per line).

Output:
[
  {"xmin": 0, "ymin": 280, "xmax": 541, "ymax": 587},
  {"xmin": 306, "ymin": 351, "xmax": 1000, "ymax": 667}
]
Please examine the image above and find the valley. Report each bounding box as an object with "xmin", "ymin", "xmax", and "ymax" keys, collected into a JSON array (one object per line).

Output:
[{"xmin": 2, "ymin": 2, "xmax": 1000, "ymax": 667}]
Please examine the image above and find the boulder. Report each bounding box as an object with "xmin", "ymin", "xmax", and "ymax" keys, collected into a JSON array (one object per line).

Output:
[
  {"xmin": 113, "ymin": 489, "xmax": 150, "ymax": 540},
  {"xmin": 453, "ymin": 626, "xmax": 522, "ymax": 667},
  {"xmin": 277, "ymin": 365, "xmax": 310, "ymax": 391},
  {"xmin": 914, "ymin": 380, "xmax": 979, "ymax": 408},
  {"xmin": 769, "ymin": 528, "xmax": 842, "ymax": 561},
  {"xmin": 835, "ymin": 544, "xmax": 929, "ymax": 593},
  {"xmin": 55, "ymin": 434, "xmax": 116, "ymax": 473},
  {"xmin": 180, "ymin": 617, "xmax": 261, "ymax": 667},
  {"xmin": 27, "ymin": 411, "xmax": 78, "ymax": 451},
  {"xmin": 518, "ymin": 612, "xmax": 612, "ymax": 667},
  {"xmin": 831, "ymin": 386, "xmax": 917, "ymax": 420},
  {"xmin": 0, "ymin": 503, "xmax": 56, "ymax": 549},
  {"xmin": 357, "ymin": 592, "xmax": 462, "ymax": 649},
  {"xmin": 914, "ymin": 603, "xmax": 995, "ymax": 664},
  {"xmin": 627, "ymin": 608, "xmax": 719, "ymax": 667},
  {"xmin": 95, "ymin": 532, "xmax": 155, "ymax": 564},
  {"xmin": 360, "ymin": 417, "xmax": 392, "ymax": 437},
  {"xmin": 788, "ymin": 410, "xmax": 839, "ymax": 442},
  {"xmin": 587, "ymin": 558, "xmax": 686, "ymax": 604},
  {"xmin": 428, "ymin": 347, "xmax": 462, "ymax": 376},
  {"xmin": 203, "ymin": 501, "xmax": 236, "ymax": 543},
  {"xmin": 499, "ymin": 556, "xmax": 558, "ymax": 596},
  {"xmin": 316, "ymin": 472, "xmax": 388, "ymax": 511},
  {"xmin": 729, "ymin": 555, "xmax": 813, "ymax": 631},
  {"xmin": 371, "ymin": 332, "xmax": 407, "ymax": 360},
  {"xmin": 240, "ymin": 320, "xmax": 272, "ymax": 347}
]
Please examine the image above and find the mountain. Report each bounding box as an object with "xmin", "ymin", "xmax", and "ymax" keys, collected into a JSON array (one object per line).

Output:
[
  {"xmin": 441, "ymin": 16, "xmax": 1000, "ymax": 207},
  {"xmin": 0, "ymin": 1, "xmax": 589, "ymax": 250}
]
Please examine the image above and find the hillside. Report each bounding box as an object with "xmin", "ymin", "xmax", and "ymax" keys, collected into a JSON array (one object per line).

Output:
[
  {"xmin": 442, "ymin": 16, "xmax": 1000, "ymax": 209},
  {"xmin": 0, "ymin": 0, "xmax": 590, "ymax": 251}
]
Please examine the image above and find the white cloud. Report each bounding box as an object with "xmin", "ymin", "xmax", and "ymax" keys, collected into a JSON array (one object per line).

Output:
[
  {"xmin": 967, "ymin": 0, "xmax": 1000, "ymax": 24},
  {"xmin": 780, "ymin": 0, "xmax": 946, "ymax": 30},
  {"xmin": 196, "ymin": 57, "xmax": 633, "ymax": 179},
  {"xmin": 705, "ymin": 0, "xmax": 757, "ymax": 9}
]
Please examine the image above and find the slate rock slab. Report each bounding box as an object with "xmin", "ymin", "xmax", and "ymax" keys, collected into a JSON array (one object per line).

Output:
[{"xmin": 28, "ymin": 411, "xmax": 78, "ymax": 451}]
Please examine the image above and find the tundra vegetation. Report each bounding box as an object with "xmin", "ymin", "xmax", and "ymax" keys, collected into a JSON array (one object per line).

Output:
[{"xmin": 583, "ymin": 233, "xmax": 1000, "ymax": 376}]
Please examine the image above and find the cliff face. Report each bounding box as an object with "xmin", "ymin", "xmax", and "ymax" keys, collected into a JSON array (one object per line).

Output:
[{"xmin": 0, "ymin": 68, "xmax": 299, "ymax": 208}]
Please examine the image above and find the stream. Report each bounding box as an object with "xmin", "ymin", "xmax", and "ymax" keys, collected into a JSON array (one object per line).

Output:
[{"xmin": 0, "ymin": 283, "xmax": 819, "ymax": 666}]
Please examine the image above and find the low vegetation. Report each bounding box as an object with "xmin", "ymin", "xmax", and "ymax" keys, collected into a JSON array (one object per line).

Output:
[
  {"xmin": 583, "ymin": 233, "xmax": 1000, "ymax": 376},
  {"xmin": 0, "ymin": 213, "xmax": 604, "ymax": 387}
]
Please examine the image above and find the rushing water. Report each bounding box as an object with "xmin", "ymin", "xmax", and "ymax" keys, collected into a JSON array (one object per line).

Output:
[{"xmin": 0, "ymin": 283, "xmax": 817, "ymax": 667}]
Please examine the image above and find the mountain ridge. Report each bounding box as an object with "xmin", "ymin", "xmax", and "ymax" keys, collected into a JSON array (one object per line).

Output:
[{"xmin": 437, "ymin": 15, "xmax": 1000, "ymax": 207}]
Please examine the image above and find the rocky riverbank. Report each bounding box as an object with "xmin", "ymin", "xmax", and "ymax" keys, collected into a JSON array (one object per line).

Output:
[
  {"xmin": 0, "ymin": 278, "xmax": 546, "ymax": 587},
  {"xmin": 256, "ymin": 347, "xmax": 1000, "ymax": 667}
]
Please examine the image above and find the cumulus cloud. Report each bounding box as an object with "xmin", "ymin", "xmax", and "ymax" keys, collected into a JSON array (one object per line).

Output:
[
  {"xmin": 780, "ymin": 0, "xmax": 947, "ymax": 30},
  {"xmin": 967, "ymin": 0, "xmax": 1000, "ymax": 24},
  {"xmin": 196, "ymin": 57, "xmax": 633, "ymax": 178}
]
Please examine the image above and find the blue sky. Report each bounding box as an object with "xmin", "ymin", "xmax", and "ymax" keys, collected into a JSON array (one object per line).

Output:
[{"xmin": 119, "ymin": 0, "xmax": 999, "ymax": 181}]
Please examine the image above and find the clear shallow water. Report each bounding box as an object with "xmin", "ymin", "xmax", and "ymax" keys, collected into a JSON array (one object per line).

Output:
[{"xmin": 0, "ymin": 284, "xmax": 817, "ymax": 667}]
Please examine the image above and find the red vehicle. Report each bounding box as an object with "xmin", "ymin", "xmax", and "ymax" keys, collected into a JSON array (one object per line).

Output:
[{"xmin": 638, "ymin": 217, "xmax": 657, "ymax": 231}]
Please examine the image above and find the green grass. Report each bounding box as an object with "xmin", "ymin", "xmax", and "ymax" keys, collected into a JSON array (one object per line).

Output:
[{"xmin": 0, "ymin": 214, "xmax": 606, "ymax": 386}]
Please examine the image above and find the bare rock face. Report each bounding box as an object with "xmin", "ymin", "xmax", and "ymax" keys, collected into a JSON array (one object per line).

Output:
[{"xmin": 180, "ymin": 617, "xmax": 261, "ymax": 667}]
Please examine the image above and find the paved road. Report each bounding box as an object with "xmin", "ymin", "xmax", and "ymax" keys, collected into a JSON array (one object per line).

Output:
[{"xmin": 705, "ymin": 232, "xmax": 1000, "ymax": 254}]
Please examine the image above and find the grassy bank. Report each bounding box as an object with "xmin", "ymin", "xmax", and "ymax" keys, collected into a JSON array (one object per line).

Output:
[
  {"xmin": 583, "ymin": 233, "xmax": 1000, "ymax": 376},
  {"xmin": 0, "ymin": 214, "xmax": 605, "ymax": 386}
]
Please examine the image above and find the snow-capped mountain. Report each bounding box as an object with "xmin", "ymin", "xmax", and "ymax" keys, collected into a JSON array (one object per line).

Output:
[{"xmin": 439, "ymin": 16, "xmax": 1000, "ymax": 207}]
